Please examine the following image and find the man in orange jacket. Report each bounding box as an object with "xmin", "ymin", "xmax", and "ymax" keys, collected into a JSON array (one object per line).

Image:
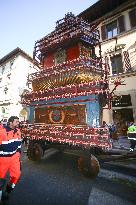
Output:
[{"xmin": 0, "ymin": 116, "xmax": 22, "ymax": 205}]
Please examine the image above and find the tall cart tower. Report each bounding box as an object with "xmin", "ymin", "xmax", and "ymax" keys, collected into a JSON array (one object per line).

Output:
[{"xmin": 21, "ymin": 13, "xmax": 111, "ymax": 178}]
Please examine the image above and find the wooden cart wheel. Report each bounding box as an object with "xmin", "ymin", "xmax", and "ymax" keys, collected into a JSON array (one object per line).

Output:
[
  {"xmin": 78, "ymin": 155, "xmax": 100, "ymax": 178},
  {"xmin": 27, "ymin": 142, "xmax": 35, "ymax": 161},
  {"xmin": 27, "ymin": 143, "xmax": 44, "ymax": 161},
  {"xmin": 33, "ymin": 143, "xmax": 44, "ymax": 161}
]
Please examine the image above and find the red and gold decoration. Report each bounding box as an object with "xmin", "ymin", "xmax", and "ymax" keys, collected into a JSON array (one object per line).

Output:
[
  {"xmin": 33, "ymin": 13, "xmax": 100, "ymax": 64},
  {"xmin": 34, "ymin": 105, "xmax": 86, "ymax": 125},
  {"xmin": 21, "ymin": 124, "xmax": 111, "ymax": 150},
  {"xmin": 22, "ymin": 80, "xmax": 109, "ymax": 105},
  {"xmin": 27, "ymin": 56, "xmax": 106, "ymax": 91},
  {"xmin": 49, "ymin": 110, "xmax": 65, "ymax": 124}
]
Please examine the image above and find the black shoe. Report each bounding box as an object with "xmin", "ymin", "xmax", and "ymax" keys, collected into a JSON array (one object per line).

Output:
[
  {"xmin": 6, "ymin": 185, "xmax": 13, "ymax": 194},
  {"xmin": 1, "ymin": 200, "xmax": 9, "ymax": 205},
  {"xmin": 2, "ymin": 191, "xmax": 9, "ymax": 201}
]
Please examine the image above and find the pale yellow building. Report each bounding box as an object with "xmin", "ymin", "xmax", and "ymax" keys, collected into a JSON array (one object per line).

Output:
[{"xmin": 80, "ymin": 0, "xmax": 136, "ymax": 125}]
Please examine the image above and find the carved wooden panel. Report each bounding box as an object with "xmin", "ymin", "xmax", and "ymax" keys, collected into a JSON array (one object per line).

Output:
[{"xmin": 35, "ymin": 105, "xmax": 86, "ymax": 125}]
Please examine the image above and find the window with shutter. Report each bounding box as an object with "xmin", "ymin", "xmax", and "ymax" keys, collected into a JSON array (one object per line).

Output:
[
  {"xmin": 105, "ymin": 56, "xmax": 110, "ymax": 74},
  {"xmin": 2, "ymin": 65, "xmax": 5, "ymax": 74},
  {"xmin": 101, "ymin": 25, "xmax": 106, "ymax": 40},
  {"xmin": 110, "ymin": 54, "xmax": 123, "ymax": 75},
  {"xmin": 101, "ymin": 14, "xmax": 127, "ymax": 40},
  {"xmin": 106, "ymin": 20, "xmax": 118, "ymax": 39},
  {"xmin": 129, "ymin": 8, "xmax": 136, "ymax": 28},
  {"xmin": 118, "ymin": 15, "xmax": 125, "ymax": 33},
  {"xmin": 105, "ymin": 56, "xmax": 109, "ymax": 65}
]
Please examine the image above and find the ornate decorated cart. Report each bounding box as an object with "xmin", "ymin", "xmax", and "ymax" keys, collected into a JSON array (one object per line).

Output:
[{"xmin": 21, "ymin": 13, "xmax": 112, "ymax": 177}]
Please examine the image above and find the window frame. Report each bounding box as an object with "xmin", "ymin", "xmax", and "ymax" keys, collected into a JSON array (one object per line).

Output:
[
  {"xmin": 110, "ymin": 54, "xmax": 123, "ymax": 75},
  {"xmin": 106, "ymin": 20, "xmax": 118, "ymax": 39},
  {"xmin": 10, "ymin": 60, "xmax": 14, "ymax": 70},
  {"xmin": 129, "ymin": 8, "xmax": 136, "ymax": 28},
  {"xmin": 101, "ymin": 15, "xmax": 125, "ymax": 41},
  {"xmin": 2, "ymin": 65, "xmax": 5, "ymax": 74}
]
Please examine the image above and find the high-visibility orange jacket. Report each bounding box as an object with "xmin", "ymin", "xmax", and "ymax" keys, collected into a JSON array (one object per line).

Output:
[{"xmin": 0, "ymin": 125, "xmax": 22, "ymax": 157}]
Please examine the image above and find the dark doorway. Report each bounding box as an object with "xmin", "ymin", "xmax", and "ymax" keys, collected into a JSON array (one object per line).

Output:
[{"xmin": 113, "ymin": 108, "xmax": 134, "ymax": 123}]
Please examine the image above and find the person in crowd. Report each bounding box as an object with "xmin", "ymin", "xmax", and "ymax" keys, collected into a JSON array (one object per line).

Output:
[
  {"xmin": 109, "ymin": 123, "xmax": 116, "ymax": 138},
  {"xmin": 127, "ymin": 122, "xmax": 136, "ymax": 152},
  {"xmin": 102, "ymin": 121, "xmax": 108, "ymax": 128},
  {"xmin": 0, "ymin": 121, "xmax": 3, "ymax": 129},
  {"xmin": 0, "ymin": 116, "xmax": 22, "ymax": 205}
]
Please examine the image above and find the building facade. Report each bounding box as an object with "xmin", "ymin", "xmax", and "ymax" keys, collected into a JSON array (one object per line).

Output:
[
  {"xmin": 80, "ymin": 0, "xmax": 136, "ymax": 125},
  {"xmin": 0, "ymin": 47, "xmax": 39, "ymax": 122}
]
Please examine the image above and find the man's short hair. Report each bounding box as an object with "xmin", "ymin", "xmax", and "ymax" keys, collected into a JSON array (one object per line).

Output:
[{"xmin": 8, "ymin": 116, "xmax": 19, "ymax": 123}]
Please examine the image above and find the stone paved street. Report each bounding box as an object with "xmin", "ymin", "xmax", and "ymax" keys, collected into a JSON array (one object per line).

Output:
[{"xmin": 7, "ymin": 147, "xmax": 136, "ymax": 205}]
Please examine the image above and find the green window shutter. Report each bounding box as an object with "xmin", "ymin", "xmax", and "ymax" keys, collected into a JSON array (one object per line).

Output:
[
  {"xmin": 118, "ymin": 15, "xmax": 125, "ymax": 33},
  {"xmin": 129, "ymin": 9, "xmax": 136, "ymax": 28},
  {"xmin": 101, "ymin": 25, "xmax": 106, "ymax": 40}
]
